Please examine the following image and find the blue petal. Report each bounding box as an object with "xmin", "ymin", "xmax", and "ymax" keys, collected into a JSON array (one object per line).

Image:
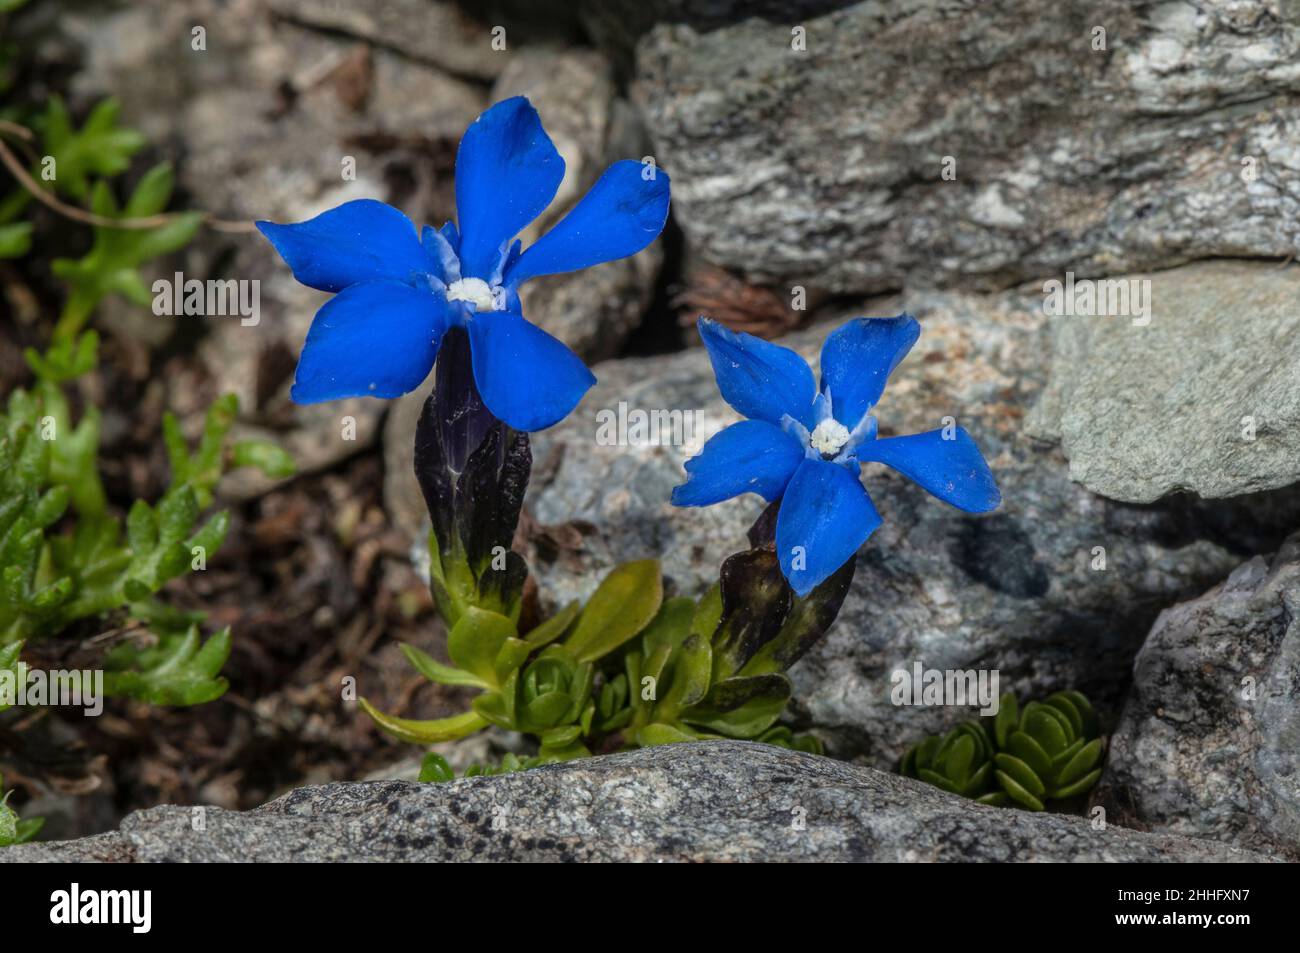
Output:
[
  {"xmin": 455, "ymin": 97, "xmax": 565, "ymax": 281},
  {"xmin": 776, "ymin": 457, "xmax": 882, "ymax": 596},
  {"xmin": 856, "ymin": 427, "xmax": 1000, "ymax": 512},
  {"xmin": 819, "ymin": 315, "xmax": 921, "ymax": 428},
  {"xmin": 504, "ymin": 160, "xmax": 671, "ymax": 286},
  {"xmin": 697, "ymin": 318, "xmax": 816, "ymax": 428},
  {"xmin": 672, "ymin": 420, "xmax": 803, "ymax": 507},
  {"xmin": 467, "ymin": 310, "xmax": 595, "ymax": 431},
  {"xmin": 256, "ymin": 200, "xmax": 431, "ymax": 293},
  {"xmin": 290, "ymin": 281, "xmax": 448, "ymax": 403}
]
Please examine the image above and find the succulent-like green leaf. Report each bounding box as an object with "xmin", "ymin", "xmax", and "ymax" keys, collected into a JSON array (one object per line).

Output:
[
  {"xmin": 399, "ymin": 642, "xmax": 487, "ymax": 688},
  {"xmin": 656, "ymin": 632, "xmax": 712, "ymax": 718},
  {"xmin": 563, "ymin": 559, "xmax": 662, "ymax": 663},
  {"xmin": 523, "ymin": 600, "xmax": 579, "ymax": 649},
  {"xmin": 1005, "ymin": 729, "xmax": 1053, "ymax": 780},
  {"xmin": 640, "ymin": 596, "xmax": 695, "ymax": 658},
  {"xmin": 359, "ymin": 699, "xmax": 488, "ymax": 744},
  {"xmin": 1054, "ymin": 768, "xmax": 1103, "ymax": 800},
  {"xmin": 993, "ymin": 692, "xmax": 1018, "ymax": 749},
  {"xmin": 1056, "ymin": 738, "xmax": 1103, "ymax": 788},
  {"xmin": 994, "ymin": 768, "xmax": 1046, "ymax": 812},
  {"xmin": 636, "ymin": 723, "xmax": 696, "ymax": 746},
  {"xmin": 446, "ymin": 607, "xmax": 516, "ymax": 687},
  {"xmin": 418, "ymin": 753, "xmax": 455, "ymax": 783}
]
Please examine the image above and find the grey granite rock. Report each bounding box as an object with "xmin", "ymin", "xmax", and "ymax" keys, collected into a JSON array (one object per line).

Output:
[
  {"xmin": 587, "ymin": 0, "xmax": 1300, "ymax": 295},
  {"xmin": 520, "ymin": 286, "xmax": 1300, "ymax": 766},
  {"xmin": 267, "ymin": 0, "xmax": 509, "ymax": 81},
  {"xmin": 1027, "ymin": 261, "xmax": 1300, "ymax": 503},
  {"xmin": 1097, "ymin": 534, "xmax": 1300, "ymax": 859},
  {"xmin": 0, "ymin": 742, "xmax": 1269, "ymax": 862}
]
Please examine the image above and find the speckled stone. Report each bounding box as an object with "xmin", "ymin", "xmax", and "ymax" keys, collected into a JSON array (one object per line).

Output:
[
  {"xmin": 1097, "ymin": 533, "xmax": 1300, "ymax": 860},
  {"xmin": 0, "ymin": 742, "xmax": 1270, "ymax": 862},
  {"xmin": 1028, "ymin": 261, "xmax": 1300, "ymax": 503},
  {"xmin": 584, "ymin": 0, "xmax": 1300, "ymax": 294}
]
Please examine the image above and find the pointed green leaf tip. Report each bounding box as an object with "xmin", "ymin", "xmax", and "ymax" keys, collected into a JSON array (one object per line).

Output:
[
  {"xmin": 418, "ymin": 753, "xmax": 456, "ymax": 784},
  {"xmin": 359, "ymin": 698, "xmax": 488, "ymax": 745}
]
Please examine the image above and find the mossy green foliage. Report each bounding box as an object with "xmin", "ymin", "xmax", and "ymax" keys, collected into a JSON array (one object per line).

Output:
[
  {"xmin": 0, "ymin": 75, "xmax": 294, "ymax": 840},
  {"xmin": 1, "ymin": 351, "xmax": 291, "ymax": 702},
  {"xmin": 901, "ymin": 690, "xmax": 1104, "ymax": 811}
]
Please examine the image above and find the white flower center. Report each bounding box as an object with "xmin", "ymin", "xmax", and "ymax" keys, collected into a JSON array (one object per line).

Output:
[
  {"xmin": 446, "ymin": 277, "xmax": 499, "ymax": 312},
  {"xmin": 809, "ymin": 418, "xmax": 851, "ymax": 457}
]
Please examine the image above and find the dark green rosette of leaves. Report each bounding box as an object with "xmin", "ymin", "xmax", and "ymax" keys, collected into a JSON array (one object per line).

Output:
[
  {"xmin": 899, "ymin": 690, "xmax": 1104, "ymax": 812},
  {"xmin": 991, "ymin": 690, "xmax": 1103, "ymax": 811},
  {"xmin": 900, "ymin": 721, "xmax": 1004, "ymax": 804}
]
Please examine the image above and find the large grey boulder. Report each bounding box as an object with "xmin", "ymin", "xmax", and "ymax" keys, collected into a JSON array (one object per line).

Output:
[
  {"xmin": 1029, "ymin": 261, "xmax": 1300, "ymax": 503},
  {"xmin": 520, "ymin": 279, "xmax": 1300, "ymax": 765},
  {"xmin": 1097, "ymin": 534, "xmax": 1300, "ymax": 860},
  {"xmin": 0, "ymin": 742, "xmax": 1269, "ymax": 862},
  {"xmin": 587, "ymin": 0, "xmax": 1300, "ymax": 294}
]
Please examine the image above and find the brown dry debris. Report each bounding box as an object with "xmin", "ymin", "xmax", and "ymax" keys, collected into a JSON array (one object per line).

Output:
[{"xmin": 673, "ymin": 266, "xmax": 804, "ymax": 340}]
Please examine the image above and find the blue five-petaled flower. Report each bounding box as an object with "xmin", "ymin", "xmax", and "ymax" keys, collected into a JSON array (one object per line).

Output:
[
  {"xmin": 673, "ymin": 316, "xmax": 1001, "ymax": 596},
  {"xmin": 256, "ymin": 96, "xmax": 671, "ymax": 432}
]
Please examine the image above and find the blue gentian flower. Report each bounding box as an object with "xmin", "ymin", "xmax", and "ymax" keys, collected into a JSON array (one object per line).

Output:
[
  {"xmin": 673, "ymin": 316, "xmax": 1000, "ymax": 596},
  {"xmin": 256, "ymin": 96, "xmax": 671, "ymax": 432}
]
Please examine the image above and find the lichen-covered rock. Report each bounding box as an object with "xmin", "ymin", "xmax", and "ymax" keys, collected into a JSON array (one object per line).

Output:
[
  {"xmin": 588, "ymin": 0, "xmax": 1300, "ymax": 294},
  {"xmin": 0, "ymin": 742, "xmax": 1268, "ymax": 862},
  {"xmin": 521, "ymin": 286, "xmax": 1300, "ymax": 765},
  {"xmin": 1028, "ymin": 261, "xmax": 1300, "ymax": 503},
  {"xmin": 1097, "ymin": 535, "xmax": 1300, "ymax": 860}
]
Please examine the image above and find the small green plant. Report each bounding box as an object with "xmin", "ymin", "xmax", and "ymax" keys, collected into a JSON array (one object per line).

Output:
[
  {"xmin": 362, "ymin": 332, "xmax": 847, "ymax": 775},
  {"xmin": 901, "ymin": 690, "xmax": 1104, "ymax": 812},
  {"xmin": 0, "ymin": 771, "xmax": 42, "ymax": 846},
  {"xmin": 2, "ymin": 345, "xmax": 292, "ymax": 700},
  {"xmin": 900, "ymin": 720, "xmax": 1003, "ymax": 804},
  {"xmin": 0, "ymin": 79, "xmax": 293, "ymax": 841}
]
